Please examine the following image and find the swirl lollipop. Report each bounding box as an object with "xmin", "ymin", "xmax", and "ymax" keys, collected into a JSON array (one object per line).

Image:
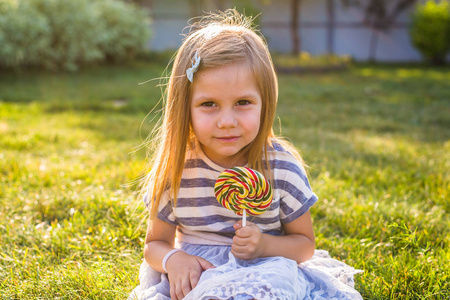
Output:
[{"xmin": 214, "ymin": 167, "xmax": 273, "ymax": 226}]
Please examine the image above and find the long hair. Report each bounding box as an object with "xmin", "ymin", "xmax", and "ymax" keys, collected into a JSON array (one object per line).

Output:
[{"xmin": 140, "ymin": 9, "xmax": 303, "ymax": 220}]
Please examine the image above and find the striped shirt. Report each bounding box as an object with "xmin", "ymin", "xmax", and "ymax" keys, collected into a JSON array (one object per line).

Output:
[{"xmin": 153, "ymin": 142, "xmax": 318, "ymax": 245}]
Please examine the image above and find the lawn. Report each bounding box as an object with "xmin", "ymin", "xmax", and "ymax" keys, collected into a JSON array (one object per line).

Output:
[{"xmin": 0, "ymin": 60, "xmax": 449, "ymax": 299}]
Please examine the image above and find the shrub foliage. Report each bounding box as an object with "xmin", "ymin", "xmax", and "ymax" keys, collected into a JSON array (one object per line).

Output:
[
  {"xmin": 410, "ymin": 0, "xmax": 450, "ymax": 65},
  {"xmin": 0, "ymin": 0, "xmax": 151, "ymax": 71}
]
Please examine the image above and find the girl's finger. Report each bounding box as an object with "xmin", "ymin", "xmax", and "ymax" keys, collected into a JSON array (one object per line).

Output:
[
  {"xmin": 197, "ymin": 257, "xmax": 215, "ymax": 270},
  {"xmin": 233, "ymin": 221, "xmax": 242, "ymax": 230},
  {"xmin": 235, "ymin": 226, "xmax": 256, "ymax": 238},
  {"xmin": 170, "ymin": 282, "xmax": 176, "ymax": 300},
  {"xmin": 234, "ymin": 220, "xmax": 257, "ymax": 231},
  {"xmin": 175, "ymin": 286, "xmax": 184, "ymax": 300},
  {"xmin": 231, "ymin": 247, "xmax": 250, "ymax": 260},
  {"xmin": 190, "ymin": 272, "xmax": 200, "ymax": 289},
  {"xmin": 232, "ymin": 234, "xmax": 247, "ymax": 246},
  {"xmin": 180, "ymin": 277, "xmax": 191, "ymax": 299},
  {"xmin": 231, "ymin": 241, "xmax": 248, "ymax": 253},
  {"xmin": 170, "ymin": 280, "xmax": 181, "ymax": 300}
]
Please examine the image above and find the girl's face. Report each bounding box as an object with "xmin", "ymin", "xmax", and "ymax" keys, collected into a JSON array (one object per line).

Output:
[{"xmin": 190, "ymin": 63, "xmax": 262, "ymax": 168}]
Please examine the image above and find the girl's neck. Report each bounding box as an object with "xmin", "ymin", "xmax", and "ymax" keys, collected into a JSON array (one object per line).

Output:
[{"xmin": 194, "ymin": 140, "xmax": 248, "ymax": 169}]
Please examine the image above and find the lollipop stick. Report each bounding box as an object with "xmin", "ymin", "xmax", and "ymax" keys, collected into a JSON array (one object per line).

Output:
[{"xmin": 242, "ymin": 209, "xmax": 247, "ymax": 227}]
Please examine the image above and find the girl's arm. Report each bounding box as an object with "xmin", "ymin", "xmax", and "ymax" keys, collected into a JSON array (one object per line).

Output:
[
  {"xmin": 144, "ymin": 217, "xmax": 214, "ymax": 300},
  {"xmin": 143, "ymin": 217, "xmax": 177, "ymax": 272},
  {"xmin": 231, "ymin": 211, "xmax": 315, "ymax": 264}
]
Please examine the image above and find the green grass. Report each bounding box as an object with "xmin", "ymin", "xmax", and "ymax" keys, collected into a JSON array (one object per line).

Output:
[{"xmin": 1, "ymin": 61, "xmax": 449, "ymax": 299}]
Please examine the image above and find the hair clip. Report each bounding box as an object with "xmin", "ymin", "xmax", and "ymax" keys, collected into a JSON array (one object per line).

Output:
[{"xmin": 186, "ymin": 51, "xmax": 200, "ymax": 83}]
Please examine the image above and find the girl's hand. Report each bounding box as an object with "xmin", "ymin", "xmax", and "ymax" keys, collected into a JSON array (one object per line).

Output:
[
  {"xmin": 166, "ymin": 251, "xmax": 215, "ymax": 300},
  {"xmin": 231, "ymin": 220, "xmax": 264, "ymax": 260}
]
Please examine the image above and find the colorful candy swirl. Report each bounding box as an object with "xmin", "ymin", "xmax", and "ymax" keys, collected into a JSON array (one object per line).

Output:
[{"xmin": 214, "ymin": 167, "xmax": 273, "ymax": 216}]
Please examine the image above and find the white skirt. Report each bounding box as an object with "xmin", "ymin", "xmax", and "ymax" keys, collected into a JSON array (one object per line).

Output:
[{"xmin": 129, "ymin": 243, "xmax": 363, "ymax": 300}]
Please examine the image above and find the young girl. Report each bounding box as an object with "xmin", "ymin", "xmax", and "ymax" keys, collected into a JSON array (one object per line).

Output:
[{"xmin": 129, "ymin": 9, "xmax": 362, "ymax": 300}]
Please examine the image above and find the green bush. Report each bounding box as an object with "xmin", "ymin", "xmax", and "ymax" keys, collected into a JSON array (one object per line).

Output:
[
  {"xmin": 0, "ymin": 1, "xmax": 51, "ymax": 68},
  {"xmin": 410, "ymin": 0, "xmax": 450, "ymax": 65},
  {"xmin": 0, "ymin": 0, "xmax": 151, "ymax": 71},
  {"xmin": 94, "ymin": 0, "xmax": 151, "ymax": 62},
  {"xmin": 0, "ymin": 0, "xmax": 15, "ymax": 14},
  {"xmin": 28, "ymin": 0, "xmax": 104, "ymax": 71}
]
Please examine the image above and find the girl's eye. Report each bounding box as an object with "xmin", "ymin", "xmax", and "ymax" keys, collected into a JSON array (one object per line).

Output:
[
  {"xmin": 237, "ymin": 100, "xmax": 251, "ymax": 106},
  {"xmin": 201, "ymin": 101, "xmax": 216, "ymax": 107}
]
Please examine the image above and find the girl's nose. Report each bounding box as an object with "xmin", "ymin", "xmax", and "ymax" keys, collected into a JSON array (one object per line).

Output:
[{"xmin": 217, "ymin": 111, "xmax": 237, "ymax": 128}]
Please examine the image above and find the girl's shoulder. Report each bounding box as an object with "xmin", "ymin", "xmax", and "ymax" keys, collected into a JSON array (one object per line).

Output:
[
  {"xmin": 268, "ymin": 138, "xmax": 308, "ymax": 176},
  {"xmin": 269, "ymin": 140, "xmax": 286, "ymax": 152},
  {"xmin": 269, "ymin": 139, "xmax": 301, "ymax": 162}
]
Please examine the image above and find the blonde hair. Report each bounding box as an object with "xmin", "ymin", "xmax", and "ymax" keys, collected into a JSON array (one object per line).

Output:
[{"xmin": 141, "ymin": 9, "xmax": 303, "ymax": 220}]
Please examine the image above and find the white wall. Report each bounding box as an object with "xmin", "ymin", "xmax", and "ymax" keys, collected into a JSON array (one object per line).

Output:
[{"xmin": 146, "ymin": 0, "xmax": 430, "ymax": 62}]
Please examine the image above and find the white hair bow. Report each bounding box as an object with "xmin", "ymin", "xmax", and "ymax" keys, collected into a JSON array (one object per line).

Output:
[{"xmin": 186, "ymin": 51, "xmax": 200, "ymax": 83}]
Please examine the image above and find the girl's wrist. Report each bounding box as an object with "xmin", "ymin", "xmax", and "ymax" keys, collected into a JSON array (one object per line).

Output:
[
  {"xmin": 258, "ymin": 231, "xmax": 268, "ymax": 258},
  {"xmin": 162, "ymin": 248, "xmax": 184, "ymax": 273}
]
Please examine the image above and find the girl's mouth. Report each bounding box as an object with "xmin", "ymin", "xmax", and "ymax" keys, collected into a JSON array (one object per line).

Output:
[{"xmin": 216, "ymin": 136, "xmax": 239, "ymax": 142}]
